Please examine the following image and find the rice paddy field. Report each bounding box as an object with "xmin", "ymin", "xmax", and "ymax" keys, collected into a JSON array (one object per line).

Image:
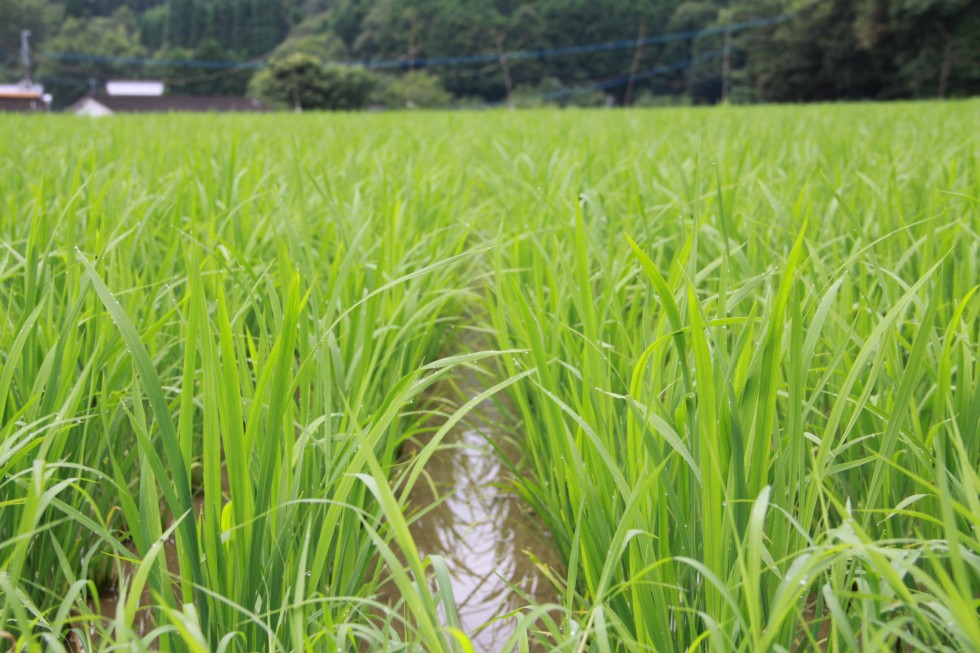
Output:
[{"xmin": 1, "ymin": 100, "xmax": 978, "ymax": 652}]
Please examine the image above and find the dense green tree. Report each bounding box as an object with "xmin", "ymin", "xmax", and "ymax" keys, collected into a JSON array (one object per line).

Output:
[
  {"xmin": 513, "ymin": 0, "xmax": 679, "ymax": 100},
  {"xmin": 655, "ymin": 2, "xmax": 721, "ymax": 97},
  {"xmin": 6, "ymin": 0, "xmax": 979, "ymax": 106},
  {"xmin": 418, "ymin": 0, "xmax": 520, "ymax": 101},
  {"xmin": 327, "ymin": 0, "xmax": 371, "ymax": 49},
  {"xmin": 854, "ymin": 0, "xmax": 980, "ymax": 98},
  {"xmin": 154, "ymin": 0, "xmax": 289, "ymax": 56},
  {"xmin": 0, "ymin": 0, "xmax": 61, "ymax": 80},
  {"xmin": 271, "ymin": 12, "xmax": 349, "ymax": 62},
  {"xmin": 157, "ymin": 39, "xmax": 252, "ymax": 96},
  {"xmin": 247, "ymin": 53, "xmax": 375, "ymax": 110},
  {"xmin": 246, "ymin": 0, "xmax": 290, "ymax": 56},
  {"xmin": 64, "ymin": 0, "xmax": 164, "ymax": 17},
  {"xmin": 726, "ymin": 0, "xmax": 784, "ymax": 103},
  {"xmin": 376, "ymin": 70, "xmax": 451, "ymax": 108},
  {"xmin": 742, "ymin": 0, "xmax": 895, "ymax": 102},
  {"xmin": 35, "ymin": 6, "xmax": 146, "ymax": 107},
  {"xmin": 166, "ymin": 0, "xmax": 195, "ymax": 47},
  {"xmin": 350, "ymin": 0, "xmax": 415, "ymax": 60},
  {"xmin": 140, "ymin": 4, "xmax": 169, "ymax": 51}
]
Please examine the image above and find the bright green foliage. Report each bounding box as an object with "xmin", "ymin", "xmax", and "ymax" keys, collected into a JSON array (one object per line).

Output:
[
  {"xmin": 1, "ymin": 101, "xmax": 978, "ymax": 652},
  {"xmin": 0, "ymin": 116, "xmax": 479, "ymax": 651},
  {"xmin": 376, "ymin": 71, "xmax": 453, "ymax": 109},
  {"xmin": 12, "ymin": 0, "xmax": 980, "ymax": 107},
  {"xmin": 247, "ymin": 55, "xmax": 377, "ymax": 111},
  {"xmin": 33, "ymin": 7, "xmax": 146, "ymax": 109},
  {"xmin": 485, "ymin": 101, "xmax": 979, "ymax": 651}
]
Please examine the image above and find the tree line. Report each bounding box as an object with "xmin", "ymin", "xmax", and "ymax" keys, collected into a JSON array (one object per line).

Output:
[{"xmin": 2, "ymin": 0, "xmax": 977, "ymax": 109}]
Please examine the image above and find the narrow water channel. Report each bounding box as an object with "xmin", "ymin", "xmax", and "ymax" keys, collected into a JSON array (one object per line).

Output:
[
  {"xmin": 401, "ymin": 361, "xmax": 562, "ymax": 651},
  {"xmin": 85, "ymin": 356, "xmax": 560, "ymax": 651}
]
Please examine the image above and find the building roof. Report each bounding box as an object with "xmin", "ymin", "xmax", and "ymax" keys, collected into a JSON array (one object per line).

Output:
[
  {"xmin": 69, "ymin": 95, "xmax": 267, "ymax": 114},
  {"xmin": 0, "ymin": 81, "xmax": 44, "ymax": 97},
  {"xmin": 105, "ymin": 80, "xmax": 165, "ymax": 97}
]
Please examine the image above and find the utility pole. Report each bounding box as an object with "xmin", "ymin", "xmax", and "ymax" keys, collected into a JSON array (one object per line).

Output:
[
  {"xmin": 406, "ymin": 13, "xmax": 418, "ymax": 108},
  {"xmin": 20, "ymin": 29, "xmax": 32, "ymax": 88},
  {"xmin": 721, "ymin": 14, "xmax": 732, "ymax": 104},
  {"xmin": 937, "ymin": 24, "xmax": 953, "ymax": 99},
  {"xmin": 624, "ymin": 23, "xmax": 646, "ymax": 107},
  {"xmin": 496, "ymin": 34, "xmax": 515, "ymax": 110},
  {"xmin": 290, "ymin": 67, "xmax": 302, "ymax": 112}
]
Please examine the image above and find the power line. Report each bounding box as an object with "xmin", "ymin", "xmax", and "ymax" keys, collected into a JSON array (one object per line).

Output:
[
  {"xmin": 541, "ymin": 49, "xmax": 727, "ymax": 100},
  {"xmin": 37, "ymin": 51, "xmax": 265, "ymax": 70},
  {"xmin": 361, "ymin": 14, "xmax": 790, "ymax": 70},
  {"xmin": 37, "ymin": 14, "xmax": 792, "ymax": 72},
  {"xmin": 469, "ymin": 49, "xmax": 726, "ymax": 109}
]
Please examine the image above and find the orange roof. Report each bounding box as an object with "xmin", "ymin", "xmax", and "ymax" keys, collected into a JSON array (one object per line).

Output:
[{"xmin": 0, "ymin": 91, "xmax": 42, "ymax": 99}]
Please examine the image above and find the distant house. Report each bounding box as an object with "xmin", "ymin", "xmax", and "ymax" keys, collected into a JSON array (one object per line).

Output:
[
  {"xmin": 69, "ymin": 95, "xmax": 267, "ymax": 116},
  {"xmin": 0, "ymin": 83, "xmax": 51, "ymax": 112},
  {"xmin": 68, "ymin": 79, "xmax": 266, "ymax": 115}
]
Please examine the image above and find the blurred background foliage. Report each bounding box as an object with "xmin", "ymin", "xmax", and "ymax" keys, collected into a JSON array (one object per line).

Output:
[{"xmin": 1, "ymin": 0, "xmax": 978, "ymax": 108}]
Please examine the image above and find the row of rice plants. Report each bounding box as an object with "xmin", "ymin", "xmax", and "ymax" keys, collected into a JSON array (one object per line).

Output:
[
  {"xmin": 0, "ymin": 116, "xmax": 491, "ymax": 652},
  {"xmin": 2, "ymin": 102, "xmax": 977, "ymax": 652},
  {"xmin": 486, "ymin": 102, "xmax": 979, "ymax": 651}
]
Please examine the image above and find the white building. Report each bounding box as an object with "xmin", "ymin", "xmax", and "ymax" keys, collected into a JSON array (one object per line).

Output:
[{"xmin": 104, "ymin": 80, "xmax": 165, "ymax": 96}]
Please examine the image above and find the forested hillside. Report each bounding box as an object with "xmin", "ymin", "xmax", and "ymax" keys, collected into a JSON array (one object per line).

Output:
[{"xmin": 2, "ymin": 0, "xmax": 978, "ymax": 108}]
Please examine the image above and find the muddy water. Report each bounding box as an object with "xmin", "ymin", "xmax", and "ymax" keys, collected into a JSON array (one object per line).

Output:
[
  {"xmin": 401, "ymin": 367, "xmax": 562, "ymax": 651},
  {"xmin": 77, "ymin": 500, "xmax": 199, "ymax": 650}
]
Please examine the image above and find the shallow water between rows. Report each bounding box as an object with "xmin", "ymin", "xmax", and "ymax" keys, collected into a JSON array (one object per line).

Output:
[
  {"xmin": 400, "ymin": 363, "xmax": 562, "ymax": 651},
  {"xmin": 85, "ymin": 359, "xmax": 560, "ymax": 651}
]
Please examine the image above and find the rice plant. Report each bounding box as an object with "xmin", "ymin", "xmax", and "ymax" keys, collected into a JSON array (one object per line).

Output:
[
  {"xmin": 487, "ymin": 102, "xmax": 979, "ymax": 651},
  {"xmin": 1, "ymin": 102, "xmax": 978, "ymax": 652}
]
